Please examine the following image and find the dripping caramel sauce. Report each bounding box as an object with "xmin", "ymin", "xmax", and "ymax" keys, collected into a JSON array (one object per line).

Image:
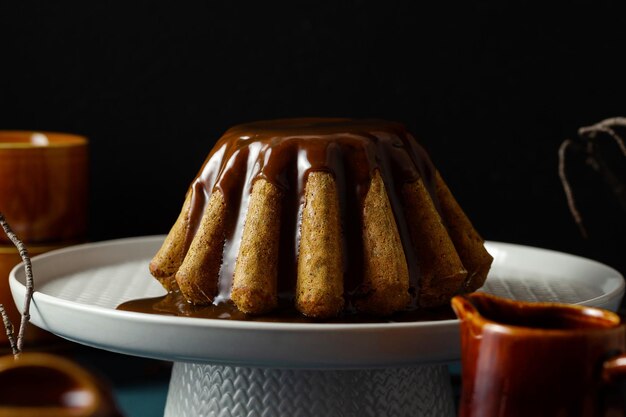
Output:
[{"xmin": 117, "ymin": 291, "xmax": 456, "ymax": 323}]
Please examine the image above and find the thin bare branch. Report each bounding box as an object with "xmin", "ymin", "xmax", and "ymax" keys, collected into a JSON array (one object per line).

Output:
[
  {"xmin": 578, "ymin": 117, "xmax": 626, "ymax": 156},
  {"xmin": 0, "ymin": 212, "xmax": 33, "ymax": 356},
  {"xmin": 578, "ymin": 117, "xmax": 626, "ymax": 134},
  {"xmin": 560, "ymin": 117, "xmax": 626, "ymax": 238},
  {"xmin": 558, "ymin": 139, "xmax": 588, "ymax": 238},
  {"xmin": 579, "ymin": 118, "xmax": 626, "ymax": 213},
  {"xmin": 0, "ymin": 304, "xmax": 18, "ymax": 356}
]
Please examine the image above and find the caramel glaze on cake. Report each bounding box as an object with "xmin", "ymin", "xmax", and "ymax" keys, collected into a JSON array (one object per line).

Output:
[{"xmin": 148, "ymin": 118, "xmax": 493, "ymax": 319}]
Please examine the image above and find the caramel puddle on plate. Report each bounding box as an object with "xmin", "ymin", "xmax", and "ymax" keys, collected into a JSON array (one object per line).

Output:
[{"xmin": 117, "ymin": 292, "xmax": 455, "ymax": 324}]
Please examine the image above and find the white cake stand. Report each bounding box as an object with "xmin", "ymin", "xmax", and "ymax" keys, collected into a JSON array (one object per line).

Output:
[{"xmin": 9, "ymin": 236, "xmax": 625, "ymax": 417}]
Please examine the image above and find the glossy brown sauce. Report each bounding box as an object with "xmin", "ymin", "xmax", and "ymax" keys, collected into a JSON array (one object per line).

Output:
[
  {"xmin": 181, "ymin": 118, "xmax": 441, "ymax": 307},
  {"xmin": 118, "ymin": 292, "xmax": 456, "ymax": 323},
  {"xmin": 472, "ymin": 297, "xmax": 620, "ymax": 330}
]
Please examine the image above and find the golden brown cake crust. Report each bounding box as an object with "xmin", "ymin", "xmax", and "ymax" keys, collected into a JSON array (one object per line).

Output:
[
  {"xmin": 149, "ymin": 192, "xmax": 192, "ymax": 291},
  {"xmin": 296, "ymin": 172, "xmax": 344, "ymax": 318},
  {"xmin": 356, "ymin": 171, "xmax": 410, "ymax": 315},
  {"xmin": 231, "ymin": 179, "xmax": 282, "ymax": 315},
  {"xmin": 402, "ymin": 178, "xmax": 468, "ymax": 308},
  {"xmin": 434, "ymin": 171, "xmax": 493, "ymax": 292},
  {"xmin": 176, "ymin": 190, "xmax": 226, "ymax": 304}
]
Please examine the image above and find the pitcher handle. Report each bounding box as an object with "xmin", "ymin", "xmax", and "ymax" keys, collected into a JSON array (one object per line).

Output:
[{"xmin": 603, "ymin": 353, "xmax": 626, "ymax": 383}]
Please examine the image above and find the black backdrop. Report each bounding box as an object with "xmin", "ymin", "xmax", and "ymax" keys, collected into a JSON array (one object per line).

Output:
[{"xmin": 1, "ymin": 1, "xmax": 625, "ymax": 276}]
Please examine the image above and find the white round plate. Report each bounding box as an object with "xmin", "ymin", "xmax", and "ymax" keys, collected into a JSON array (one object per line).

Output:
[{"xmin": 9, "ymin": 236, "xmax": 624, "ymax": 368}]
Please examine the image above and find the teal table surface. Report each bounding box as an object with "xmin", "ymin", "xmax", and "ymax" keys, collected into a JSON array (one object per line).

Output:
[{"xmin": 70, "ymin": 346, "xmax": 172, "ymax": 417}]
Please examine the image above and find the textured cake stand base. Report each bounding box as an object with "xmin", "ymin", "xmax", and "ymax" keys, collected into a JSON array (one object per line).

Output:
[{"xmin": 164, "ymin": 362, "xmax": 455, "ymax": 417}]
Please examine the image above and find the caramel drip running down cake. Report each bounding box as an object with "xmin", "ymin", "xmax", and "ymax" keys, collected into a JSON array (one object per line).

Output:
[{"xmin": 149, "ymin": 118, "xmax": 493, "ymax": 319}]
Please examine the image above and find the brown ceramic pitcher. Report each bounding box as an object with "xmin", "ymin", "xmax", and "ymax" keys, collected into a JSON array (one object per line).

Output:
[{"xmin": 452, "ymin": 293, "xmax": 626, "ymax": 417}]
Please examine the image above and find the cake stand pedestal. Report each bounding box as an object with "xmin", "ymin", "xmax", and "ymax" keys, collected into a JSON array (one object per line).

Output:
[
  {"xmin": 164, "ymin": 364, "xmax": 454, "ymax": 417},
  {"xmin": 9, "ymin": 237, "xmax": 624, "ymax": 417}
]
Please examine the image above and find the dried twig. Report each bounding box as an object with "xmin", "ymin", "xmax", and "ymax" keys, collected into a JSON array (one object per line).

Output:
[
  {"xmin": 578, "ymin": 117, "xmax": 626, "ymax": 156},
  {"xmin": 558, "ymin": 139, "xmax": 587, "ymax": 238},
  {"xmin": 0, "ymin": 212, "xmax": 34, "ymax": 357},
  {"xmin": 559, "ymin": 117, "xmax": 626, "ymax": 237},
  {"xmin": 0, "ymin": 304, "xmax": 17, "ymax": 356}
]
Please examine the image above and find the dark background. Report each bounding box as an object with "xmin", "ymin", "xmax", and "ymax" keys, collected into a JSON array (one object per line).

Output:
[{"xmin": 1, "ymin": 1, "xmax": 624, "ymax": 276}]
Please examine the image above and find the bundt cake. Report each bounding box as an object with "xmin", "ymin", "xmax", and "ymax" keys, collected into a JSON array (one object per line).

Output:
[{"xmin": 149, "ymin": 118, "xmax": 493, "ymax": 319}]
